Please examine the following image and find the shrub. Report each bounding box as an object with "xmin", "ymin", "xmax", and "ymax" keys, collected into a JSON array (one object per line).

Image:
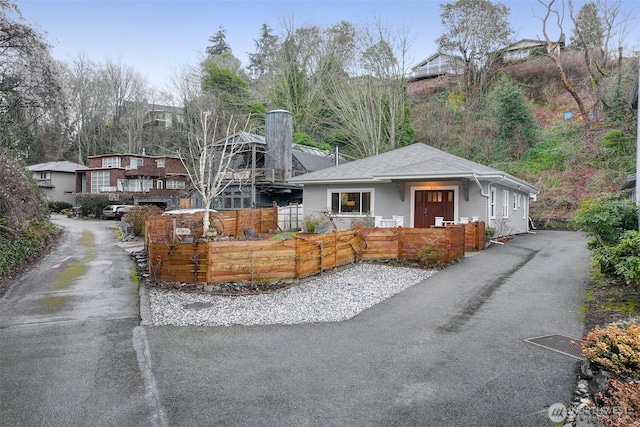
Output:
[
  {"xmin": 582, "ymin": 322, "xmax": 640, "ymax": 377},
  {"xmin": 594, "ymin": 230, "xmax": 640, "ymax": 286},
  {"xmin": 414, "ymin": 245, "xmax": 445, "ymax": 269},
  {"xmin": 48, "ymin": 201, "xmax": 72, "ymax": 213},
  {"xmin": 123, "ymin": 205, "xmax": 163, "ymax": 236},
  {"xmin": 573, "ymin": 194, "xmax": 637, "ymax": 248},
  {"xmin": 302, "ymin": 214, "xmax": 322, "ymax": 233},
  {"xmin": 0, "ymin": 217, "xmax": 59, "ymax": 279},
  {"xmin": 596, "ymin": 378, "xmax": 640, "ymax": 427}
]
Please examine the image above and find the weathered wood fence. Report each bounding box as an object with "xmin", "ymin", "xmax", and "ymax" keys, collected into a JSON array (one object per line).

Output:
[
  {"xmin": 144, "ymin": 207, "xmax": 278, "ymax": 247},
  {"xmin": 147, "ymin": 223, "xmax": 484, "ymax": 284}
]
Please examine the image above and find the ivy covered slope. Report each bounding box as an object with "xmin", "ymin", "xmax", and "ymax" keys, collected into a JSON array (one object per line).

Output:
[
  {"xmin": 0, "ymin": 151, "xmax": 59, "ymax": 289},
  {"xmin": 408, "ymin": 50, "xmax": 637, "ymax": 227}
]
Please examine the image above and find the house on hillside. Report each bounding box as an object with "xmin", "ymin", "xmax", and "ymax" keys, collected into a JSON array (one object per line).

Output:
[
  {"xmin": 121, "ymin": 101, "xmax": 183, "ymax": 129},
  {"xmin": 408, "ymin": 52, "xmax": 462, "ymax": 81},
  {"xmin": 497, "ymin": 37, "xmax": 565, "ymax": 63},
  {"xmin": 27, "ymin": 161, "xmax": 85, "ymax": 205},
  {"xmin": 193, "ymin": 110, "xmax": 339, "ymax": 210},
  {"xmin": 288, "ymin": 143, "xmax": 540, "ymax": 238},
  {"xmin": 74, "ymin": 153, "xmax": 189, "ymax": 208}
]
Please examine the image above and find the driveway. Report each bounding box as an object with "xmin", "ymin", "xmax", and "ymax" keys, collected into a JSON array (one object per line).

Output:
[
  {"xmin": 0, "ymin": 216, "xmax": 150, "ymax": 426},
  {"xmin": 144, "ymin": 230, "xmax": 591, "ymax": 426},
  {"xmin": 0, "ymin": 220, "xmax": 590, "ymax": 426}
]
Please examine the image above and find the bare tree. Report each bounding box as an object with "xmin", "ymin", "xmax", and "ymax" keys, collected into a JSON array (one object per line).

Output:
[
  {"xmin": 327, "ymin": 19, "xmax": 413, "ymax": 157},
  {"xmin": 178, "ymin": 107, "xmax": 249, "ymax": 238},
  {"xmin": 537, "ymin": 0, "xmax": 591, "ymax": 124},
  {"xmin": 171, "ymin": 66, "xmax": 250, "ymax": 237},
  {"xmin": 568, "ymin": 0, "xmax": 635, "ymax": 115},
  {"xmin": 330, "ymin": 76, "xmax": 389, "ymax": 158}
]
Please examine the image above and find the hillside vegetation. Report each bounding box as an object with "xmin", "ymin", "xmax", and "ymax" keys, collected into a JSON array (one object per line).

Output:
[{"xmin": 408, "ymin": 50, "xmax": 638, "ymax": 227}]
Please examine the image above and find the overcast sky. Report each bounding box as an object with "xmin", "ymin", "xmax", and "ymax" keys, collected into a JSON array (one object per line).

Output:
[{"xmin": 18, "ymin": 0, "xmax": 640, "ymax": 92}]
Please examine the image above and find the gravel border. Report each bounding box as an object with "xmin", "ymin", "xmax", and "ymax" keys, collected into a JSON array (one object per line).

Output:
[{"xmin": 149, "ymin": 263, "xmax": 436, "ymax": 326}]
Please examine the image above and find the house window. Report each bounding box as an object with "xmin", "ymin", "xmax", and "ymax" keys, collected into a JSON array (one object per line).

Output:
[
  {"xmin": 91, "ymin": 171, "xmax": 110, "ymax": 193},
  {"xmin": 39, "ymin": 172, "xmax": 48, "ymax": 180},
  {"xmin": 218, "ymin": 191, "xmax": 251, "ymax": 209},
  {"xmin": 513, "ymin": 193, "xmax": 518, "ymax": 211},
  {"xmin": 489, "ymin": 187, "xmax": 496, "ymax": 219},
  {"xmin": 166, "ymin": 180, "xmax": 185, "ymax": 189},
  {"xmin": 329, "ymin": 189, "xmax": 373, "ymax": 216},
  {"xmin": 125, "ymin": 180, "xmax": 141, "ymax": 192},
  {"xmin": 522, "ymin": 197, "xmax": 527, "ymax": 219},
  {"xmin": 157, "ymin": 180, "xmax": 163, "ymax": 189},
  {"xmin": 129, "ymin": 158, "xmax": 143, "ymax": 170},
  {"xmin": 102, "ymin": 157, "xmax": 121, "ymax": 168},
  {"xmin": 156, "ymin": 159, "xmax": 165, "ymax": 168},
  {"xmin": 502, "ymin": 190, "xmax": 509, "ymax": 217}
]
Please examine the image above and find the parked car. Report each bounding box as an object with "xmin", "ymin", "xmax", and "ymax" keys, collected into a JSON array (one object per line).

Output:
[{"xmin": 103, "ymin": 205, "xmax": 133, "ymax": 220}]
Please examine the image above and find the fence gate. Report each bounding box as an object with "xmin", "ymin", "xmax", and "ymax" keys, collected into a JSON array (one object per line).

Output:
[{"xmin": 278, "ymin": 203, "xmax": 303, "ymax": 231}]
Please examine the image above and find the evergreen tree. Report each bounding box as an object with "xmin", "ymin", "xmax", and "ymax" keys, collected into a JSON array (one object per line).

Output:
[
  {"xmin": 247, "ymin": 23, "xmax": 279, "ymax": 81},
  {"xmin": 569, "ymin": 2, "xmax": 604, "ymax": 51},
  {"xmin": 489, "ymin": 76, "xmax": 538, "ymax": 161},
  {"xmin": 206, "ymin": 26, "xmax": 231, "ymax": 57}
]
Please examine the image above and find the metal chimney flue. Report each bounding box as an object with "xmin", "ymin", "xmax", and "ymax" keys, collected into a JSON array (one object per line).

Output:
[{"xmin": 265, "ymin": 110, "xmax": 293, "ymax": 179}]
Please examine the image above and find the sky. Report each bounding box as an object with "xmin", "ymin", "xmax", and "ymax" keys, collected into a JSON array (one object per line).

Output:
[{"xmin": 17, "ymin": 0, "xmax": 640, "ymax": 93}]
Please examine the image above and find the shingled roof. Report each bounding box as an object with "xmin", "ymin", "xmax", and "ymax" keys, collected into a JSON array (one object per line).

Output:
[
  {"xmin": 27, "ymin": 161, "xmax": 85, "ymax": 173},
  {"xmin": 288, "ymin": 142, "xmax": 539, "ymax": 194}
]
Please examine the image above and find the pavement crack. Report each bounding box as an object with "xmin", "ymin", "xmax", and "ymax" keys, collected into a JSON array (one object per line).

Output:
[{"xmin": 437, "ymin": 248, "xmax": 540, "ymax": 334}]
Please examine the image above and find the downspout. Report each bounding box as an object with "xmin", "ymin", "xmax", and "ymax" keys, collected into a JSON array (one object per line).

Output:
[
  {"xmin": 473, "ymin": 173, "xmax": 508, "ymax": 245},
  {"xmin": 472, "ymin": 173, "xmax": 489, "ymax": 198}
]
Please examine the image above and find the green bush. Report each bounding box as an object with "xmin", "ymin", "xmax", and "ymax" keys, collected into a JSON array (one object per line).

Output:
[
  {"xmin": 0, "ymin": 218, "xmax": 59, "ymax": 279},
  {"xmin": 594, "ymin": 230, "xmax": 640, "ymax": 286},
  {"xmin": 572, "ymin": 193, "xmax": 637, "ymax": 248},
  {"xmin": 48, "ymin": 201, "xmax": 72, "ymax": 213}
]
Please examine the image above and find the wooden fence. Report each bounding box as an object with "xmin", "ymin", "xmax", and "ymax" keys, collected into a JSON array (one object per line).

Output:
[
  {"xmin": 147, "ymin": 224, "xmax": 481, "ymax": 284},
  {"xmin": 144, "ymin": 206, "xmax": 278, "ymax": 247}
]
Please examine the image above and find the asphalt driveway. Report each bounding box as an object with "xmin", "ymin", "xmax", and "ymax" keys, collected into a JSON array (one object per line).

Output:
[{"xmin": 144, "ymin": 230, "xmax": 591, "ymax": 426}]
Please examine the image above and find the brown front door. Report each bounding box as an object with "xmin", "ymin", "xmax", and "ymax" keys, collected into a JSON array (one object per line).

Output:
[{"xmin": 414, "ymin": 190, "xmax": 454, "ymax": 228}]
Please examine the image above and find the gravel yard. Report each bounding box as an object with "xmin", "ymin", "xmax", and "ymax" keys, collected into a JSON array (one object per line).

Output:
[{"xmin": 149, "ymin": 263, "xmax": 436, "ymax": 326}]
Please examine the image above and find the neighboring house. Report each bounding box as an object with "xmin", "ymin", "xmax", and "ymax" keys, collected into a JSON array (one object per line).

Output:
[
  {"xmin": 27, "ymin": 161, "xmax": 85, "ymax": 205},
  {"xmin": 74, "ymin": 153, "xmax": 190, "ymax": 208},
  {"xmin": 288, "ymin": 142, "xmax": 540, "ymax": 237},
  {"xmin": 497, "ymin": 37, "xmax": 565, "ymax": 62},
  {"xmin": 621, "ymin": 173, "xmax": 636, "ymax": 202},
  {"xmin": 194, "ymin": 110, "xmax": 339, "ymax": 210},
  {"xmin": 408, "ymin": 52, "xmax": 462, "ymax": 81},
  {"xmin": 122, "ymin": 101, "xmax": 183, "ymax": 129}
]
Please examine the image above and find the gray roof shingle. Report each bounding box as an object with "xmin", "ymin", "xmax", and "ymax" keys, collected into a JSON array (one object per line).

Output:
[
  {"xmin": 27, "ymin": 161, "xmax": 85, "ymax": 173},
  {"xmin": 288, "ymin": 142, "xmax": 538, "ymax": 193}
]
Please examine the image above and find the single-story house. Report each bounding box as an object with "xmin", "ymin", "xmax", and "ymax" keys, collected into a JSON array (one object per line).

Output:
[
  {"xmin": 288, "ymin": 143, "xmax": 540, "ymax": 237},
  {"xmin": 27, "ymin": 160, "xmax": 85, "ymax": 205}
]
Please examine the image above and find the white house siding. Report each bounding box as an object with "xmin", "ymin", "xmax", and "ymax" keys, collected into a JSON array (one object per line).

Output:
[
  {"xmin": 486, "ymin": 182, "xmax": 530, "ymax": 235},
  {"xmin": 303, "ymin": 180, "xmax": 532, "ymax": 236},
  {"xmin": 302, "ymin": 183, "xmax": 409, "ymax": 230}
]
